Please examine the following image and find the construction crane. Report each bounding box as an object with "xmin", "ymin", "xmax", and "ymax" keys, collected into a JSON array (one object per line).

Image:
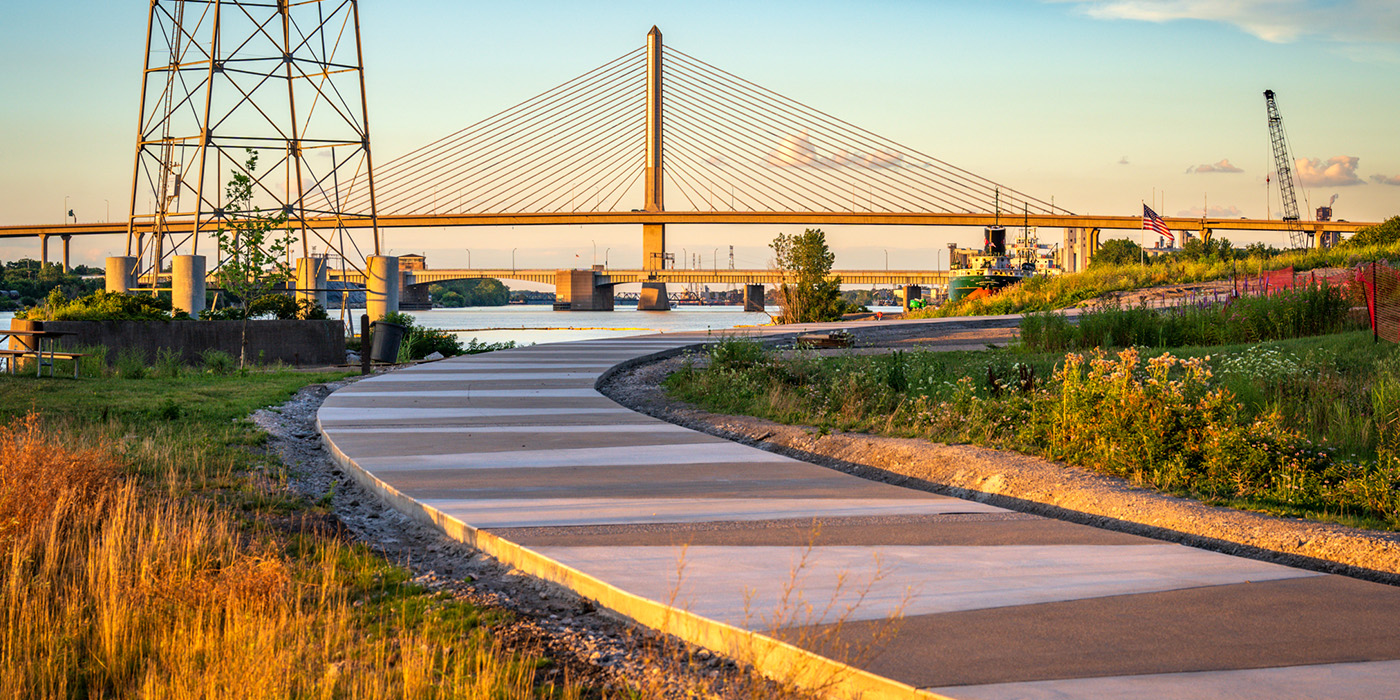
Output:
[{"xmin": 1264, "ymin": 89, "xmax": 1310, "ymax": 249}]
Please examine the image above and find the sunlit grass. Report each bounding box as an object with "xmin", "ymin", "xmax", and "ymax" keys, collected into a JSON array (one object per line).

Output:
[{"xmin": 0, "ymin": 366, "xmax": 595, "ymax": 699}]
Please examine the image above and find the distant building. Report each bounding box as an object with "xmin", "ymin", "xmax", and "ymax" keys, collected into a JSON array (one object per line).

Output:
[{"xmin": 400, "ymin": 253, "xmax": 427, "ymax": 271}]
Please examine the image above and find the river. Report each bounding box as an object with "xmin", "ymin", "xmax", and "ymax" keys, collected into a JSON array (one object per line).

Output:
[{"xmin": 1, "ymin": 304, "xmax": 903, "ymax": 347}]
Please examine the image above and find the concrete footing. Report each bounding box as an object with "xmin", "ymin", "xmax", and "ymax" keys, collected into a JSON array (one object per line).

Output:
[
  {"xmin": 105, "ymin": 256, "xmax": 138, "ymax": 293},
  {"xmin": 171, "ymin": 255, "xmax": 207, "ymax": 316},
  {"xmin": 555, "ymin": 270, "xmax": 615, "ymax": 311},
  {"xmin": 743, "ymin": 284, "xmax": 765, "ymax": 312},
  {"xmin": 366, "ymin": 255, "xmax": 400, "ymax": 321},
  {"xmin": 295, "ymin": 257, "xmax": 328, "ymax": 309},
  {"xmin": 637, "ymin": 282, "xmax": 670, "ymax": 311}
]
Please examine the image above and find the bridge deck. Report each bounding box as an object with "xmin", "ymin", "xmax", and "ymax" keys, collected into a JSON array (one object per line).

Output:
[{"xmin": 317, "ymin": 321, "xmax": 1400, "ymax": 699}]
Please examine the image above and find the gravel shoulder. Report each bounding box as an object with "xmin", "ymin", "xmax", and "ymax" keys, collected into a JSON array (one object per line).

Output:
[
  {"xmin": 254, "ymin": 375, "xmax": 780, "ymax": 699},
  {"xmin": 598, "ymin": 352, "xmax": 1400, "ymax": 587}
]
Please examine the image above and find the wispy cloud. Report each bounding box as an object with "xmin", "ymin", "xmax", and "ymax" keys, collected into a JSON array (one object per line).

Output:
[
  {"xmin": 1048, "ymin": 1, "xmax": 1400, "ymax": 46},
  {"xmin": 1187, "ymin": 158, "xmax": 1244, "ymax": 174},
  {"xmin": 1295, "ymin": 156, "xmax": 1366, "ymax": 187},
  {"xmin": 768, "ymin": 132, "xmax": 905, "ymax": 169},
  {"xmin": 1371, "ymin": 173, "xmax": 1400, "ymax": 186},
  {"xmin": 1176, "ymin": 204, "xmax": 1246, "ymax": 218}
]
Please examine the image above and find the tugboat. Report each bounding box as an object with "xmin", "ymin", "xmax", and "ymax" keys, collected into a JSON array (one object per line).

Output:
[{"xmin": 947, "ymin": 225, "xmax": 1038, "ymax": 302}]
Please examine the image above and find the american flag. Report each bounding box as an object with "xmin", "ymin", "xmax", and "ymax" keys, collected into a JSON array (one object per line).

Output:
[{"xmin": 1143, "ymin": 204, "xmax": 1173, "ymax": 243}]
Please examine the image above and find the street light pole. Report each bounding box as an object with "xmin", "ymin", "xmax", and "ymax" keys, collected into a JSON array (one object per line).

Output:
[
  {"xmin": 465, "ymin": 249, "xmax": 471, "ymax": 269},
  {"xmin": 512, "ymin": 247, "xmax": 517, "ymax": 273},
  {"xmin": 592, "ymin": 240, "xmax": 596, "ymax": 266},
  {"xmin": 713, "ymin": 248, "xmax": 718, "ymax": 271},
  {"xmin": 884, "ymin": 249, "xmax": 888, "ymax": 272},
  {"xmin": 64, "ymin": 195, "xmax": 70, "ymax": 223},
  {"xmin": 105, "ymin": 199, "xmax": 110, "ymax": 223},
  {"xmin": 605, "ymin": 248, "xmax": 610, "ymax": 268}
]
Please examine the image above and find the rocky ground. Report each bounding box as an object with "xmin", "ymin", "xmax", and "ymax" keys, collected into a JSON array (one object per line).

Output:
[{"xmin": 252, "ymin": 377, "xmax": 793, "ymax": 700}]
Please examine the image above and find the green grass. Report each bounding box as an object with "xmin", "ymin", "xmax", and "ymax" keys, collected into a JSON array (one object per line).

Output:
[
  {"xmin": 667, "ymin": 333, "xmax": 1400, "ymax": 531},
  {"xmin": 1, "ymin": 366, "xmax": 601, "ymax": 698}
]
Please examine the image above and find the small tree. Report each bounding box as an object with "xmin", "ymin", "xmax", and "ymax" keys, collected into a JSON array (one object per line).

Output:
[
  {"xmin": 770, "ymin": 228, "xmax": 848, "ymax": 324},
  {"xmin": 1090, "ymin": 238, "xmax": 1148, "ymax": 268},
  {"xmin": 213, "ymin": 149, "xmax": 297, "ymax": 367}
]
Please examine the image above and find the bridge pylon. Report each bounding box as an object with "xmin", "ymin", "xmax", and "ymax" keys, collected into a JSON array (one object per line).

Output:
[{"xmin": 639, "ymin": 26, "xmax": 670, "ymax": 310}]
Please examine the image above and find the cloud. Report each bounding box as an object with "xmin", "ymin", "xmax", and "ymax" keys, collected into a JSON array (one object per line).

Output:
[
  {"xmin": 1187, "ymin": 158, "xmax": 1244, "ymax": 174},
  {"xmin": 1047, "ymin": 1, "xmax": 1400, "ymax": 45},
  {"xmin": 1295, "ymin": 156, "xmax": 1365, "ymax": 186},
  {"xmin": 768, "ymin": 132, "xmax": 905, "ymax": 169},
  {"xmin": 1371, "ymin": 174, "xmax": 1400, "ymax": 186},
  {"xmin": 1176, "ymin": 204, "xmax": 1246, "ymax": 218}
]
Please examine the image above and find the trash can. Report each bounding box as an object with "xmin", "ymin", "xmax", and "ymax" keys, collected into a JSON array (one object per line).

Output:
[{"xmin": 369, "ymin": 320, "xmax": 407, "ymax": 364}]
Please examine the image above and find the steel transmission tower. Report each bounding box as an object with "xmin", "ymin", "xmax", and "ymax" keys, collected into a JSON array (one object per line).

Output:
[
  {"xmin": 1263, "ymin": 89, "xmax": 1308, "ymax": 249},
  {"xmin": 125, "ymin": 0, "xmax": 381, "ymax": 285}
]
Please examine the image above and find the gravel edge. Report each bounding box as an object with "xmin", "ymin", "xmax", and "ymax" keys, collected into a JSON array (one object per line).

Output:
[
  {"xmin": 253, "ymin": 375, "xmax": 772, "ymax": 699},
  {"xmin": 598, "ymin": 353, "xmax": 1400, "ymax": 587}
]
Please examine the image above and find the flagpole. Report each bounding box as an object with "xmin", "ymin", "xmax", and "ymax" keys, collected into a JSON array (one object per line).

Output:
[{"xmin": 1141, "ymin": 199, "xmax": 1146, "ymax": 265}]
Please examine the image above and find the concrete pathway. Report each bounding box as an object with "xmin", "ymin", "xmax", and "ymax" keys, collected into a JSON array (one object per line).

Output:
[{"xmin": 318, "ymin": 319, "xmax": 1400, "ymax": 699}]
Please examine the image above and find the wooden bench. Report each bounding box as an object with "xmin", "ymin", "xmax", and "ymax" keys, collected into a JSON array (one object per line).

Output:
[{"xmin": 0, "ymin": 349, "xmax": 88, "ymax": 378}]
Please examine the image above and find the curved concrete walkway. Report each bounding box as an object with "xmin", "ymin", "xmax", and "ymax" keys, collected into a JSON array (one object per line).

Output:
[{"xmin": 318, "ymin": 320, "xmax": 1400, "ymax": 699}]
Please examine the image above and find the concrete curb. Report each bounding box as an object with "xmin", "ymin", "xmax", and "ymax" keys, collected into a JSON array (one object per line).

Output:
[{"xmin": 317, "ymin": 410, "xmax": 955, "ymax": 700}]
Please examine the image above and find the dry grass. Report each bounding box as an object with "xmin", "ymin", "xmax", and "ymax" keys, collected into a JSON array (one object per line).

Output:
[{"xmin": 0, "ymin": 412, "xmax": 586, "ymax": 699}]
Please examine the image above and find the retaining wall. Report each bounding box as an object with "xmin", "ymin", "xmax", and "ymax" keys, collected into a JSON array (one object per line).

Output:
[{"xmin": 7, "ymin": 318, "xmax": 345, "ymax": 367}]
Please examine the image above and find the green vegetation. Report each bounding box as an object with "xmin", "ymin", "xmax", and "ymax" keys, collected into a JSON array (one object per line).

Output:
[
  {"xmin": 668, "ymin": 331, "xmax": 1400, "ymax": 530},
  {"xmin": 430, "ymin": 278, "xmax": 510, "ymax": 307},
  {"xmin": 1342, "ymin": 215, "xmax": 1400, "ymax": 248},
  {"xmin": 380, "ymin": 311, "xmax": 516, "ymax": 362},
  {"xmin": 770, "ymin": 228, "xmax": 857, "ymax": 323},
  {"xmin": 17, "ymin": 289, "xmax": 176, "ymax": 321},
  {"xmin": 1020, "ymin": 285, "xmax": 1360, "ymax": 352},
  {"xmin": 921, "ymin": 238, "xmax": 1400, "ymax": 318},
  {"xmin": 0, "ymin": 356, "xmax": 595, "ymax": 697},
  {"xmin": 0, "ymin": 259, "xmax": 103, "ymax": 312}
]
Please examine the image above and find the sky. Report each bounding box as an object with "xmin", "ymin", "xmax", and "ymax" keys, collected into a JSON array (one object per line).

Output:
[{"xmin": 2, "ymin": 0, "xmax": 1398, "ymax": 278}]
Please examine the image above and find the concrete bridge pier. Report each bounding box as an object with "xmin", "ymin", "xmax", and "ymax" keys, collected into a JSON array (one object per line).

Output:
[
  {"xmin": 554, "ymin": 269, "xmax": 616, "ymax": 311},
  {"xmin": 366, "ymin": 255, "xmax": 400, "ymax": 321},
  {"xmin": 61, "ymin": 234, "xmax": 71, "ymax": 273},
  {"xmin": 638, "ymin": 282, "xmax": 670, "ymax": 311},
  {"xmin": 743, "ymin": 284, "xmax": 765, "ymax": 312},
  {"xmin": 105, "ymin": 256, "xmax": 138, "ymax": 293},
  {"xmin": 171, "ymin": 255, "xmax": 206, "ymax": 316},
  {"xmin": 295, "ymin": 256, "xmax": 328, "ymax": 309},
  {"xmin": 639, "ymin": 222, "xmax": 670, "ymax": 311},
  {"xmin": 39, "ymin": 234, "xmax": 49, "ymax": 268}
]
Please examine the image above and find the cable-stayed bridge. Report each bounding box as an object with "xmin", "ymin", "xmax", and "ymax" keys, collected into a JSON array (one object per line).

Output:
[{"xmin": 0, "ymin": 19, "xmax": 1372, "ymax": 313}]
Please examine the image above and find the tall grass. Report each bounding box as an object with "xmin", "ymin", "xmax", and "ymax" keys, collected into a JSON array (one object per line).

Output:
[
  {"xmin": 1020, "ymin": 285, "xmax": 1359, "ymax": 351},
  {"xmin": 920, "ymin": 239, "xmax": 1400, "ymax": 318},
  {"xmin": 0, "ymin": 413, "xmax": 583, "ymax": 699}
]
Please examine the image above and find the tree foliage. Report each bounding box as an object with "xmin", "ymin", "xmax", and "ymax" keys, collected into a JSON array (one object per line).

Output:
[
  {"xmin": 1344, "ymin": 216, "xmax": 1400, "ymax": 248},
  {"xmin": 770, "ymin": 228, "xmax": 851, "ymax": 323},
  {"xmin": 428, "ymin": 278, "xmax": 509, "ymax": 307},
  {"xmin": 211, "ymin": 149, "xmax": 298, "ymax": 366},
  {"xmin": 1090, "ymin": 238, "xmax": 1147, "ymax": 267}
]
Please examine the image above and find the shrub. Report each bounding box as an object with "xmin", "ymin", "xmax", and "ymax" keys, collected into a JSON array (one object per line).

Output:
[
  {"xmin": 17, "ymin": 289, "xmax": 174, "ymax": 321},
  {"xmin": 200, "ymin": 348, "xmax": 235, "ymax": 375},
  {"xmin": 709, "ymin": 337, "xmax": 766, "ymax": 370},
  {"xmin": 154, "ymin": 347, "xmax": 184, "ymax": 378}
]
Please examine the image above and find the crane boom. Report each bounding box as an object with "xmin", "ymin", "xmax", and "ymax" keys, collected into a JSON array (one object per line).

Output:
[{"xmin": 1264, "ymin": 89, "xmax": 1309, "ymax": 249}]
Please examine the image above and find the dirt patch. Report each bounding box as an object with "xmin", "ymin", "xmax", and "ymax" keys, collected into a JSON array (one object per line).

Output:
[
  {"xmin": 254, "ymin": 377, "xmax": 783, "ymax": 699},
  {"xmin": 599, "ymin": 354, "xmax": 1400, "ymax": 587}
]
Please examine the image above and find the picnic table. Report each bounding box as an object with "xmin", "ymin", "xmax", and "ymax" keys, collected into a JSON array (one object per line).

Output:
[{"xmin": 0, "ymin": 329, "xmax": 83, "ymax": 377}]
